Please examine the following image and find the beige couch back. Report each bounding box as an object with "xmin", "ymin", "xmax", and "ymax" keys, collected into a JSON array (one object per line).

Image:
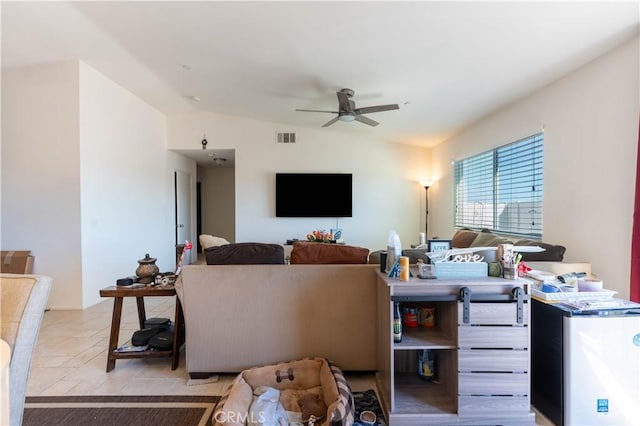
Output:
[{"xmin": 179, "ymin": 264, "xmax": 378, "ymax": 374}]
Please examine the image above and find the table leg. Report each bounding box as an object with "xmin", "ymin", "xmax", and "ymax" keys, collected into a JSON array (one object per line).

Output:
[
  {"xmin": 136, "ymin": 296, "xmax": 146, "ymax": 329},
  {"xmin": 171, "ymin": 297, "xmax": 184, "ymax": 370},
  {"xmin": 106, "ymin": 297, "xmax": 123, "ymax": 372}
]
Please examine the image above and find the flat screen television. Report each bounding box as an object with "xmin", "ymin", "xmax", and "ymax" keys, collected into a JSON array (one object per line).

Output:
[{"xmin": 276, "ymin": 173, "xmax": 352, "ymax": 217}]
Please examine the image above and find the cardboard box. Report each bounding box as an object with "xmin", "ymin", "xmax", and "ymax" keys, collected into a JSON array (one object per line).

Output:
[{"xmin": 1, "ymin": 250, "xmax": 34, "ymax": 274}]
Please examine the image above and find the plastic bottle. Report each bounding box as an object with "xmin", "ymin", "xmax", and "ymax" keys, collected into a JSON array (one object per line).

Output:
[
  {"xmin": 399, "ymin": 256, "xmax": 409, "ymax": 281},
  {"xmin": 386, "ymin": 231, "xmax": 402, "ymax": 273},
  {"xmin": 418, "ymin": 349, "xmax": 435, "ymax": 381},
  {"xmin": 393, "ymin": 302, "xmax": 402, "ymax": 343}
]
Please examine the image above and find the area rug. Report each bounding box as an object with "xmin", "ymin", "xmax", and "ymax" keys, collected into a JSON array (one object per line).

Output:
[
  {"xmin": 23, "ymin": 395, "xmax": 219, "ymax": 426},
  {"xmin": 23, "ymin": 390, "xmax": 385, "ymax": 426}
]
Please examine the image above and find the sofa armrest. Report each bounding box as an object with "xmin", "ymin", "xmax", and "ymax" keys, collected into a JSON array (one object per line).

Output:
[{"xmin": 1, "ymin": 273, "xmax": 52, "ymax": 426}]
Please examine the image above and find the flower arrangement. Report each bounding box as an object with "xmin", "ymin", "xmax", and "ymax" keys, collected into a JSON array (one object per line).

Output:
[{"xmin": 306, "ymin": 229, "xmax": 335, "ymax": 243}]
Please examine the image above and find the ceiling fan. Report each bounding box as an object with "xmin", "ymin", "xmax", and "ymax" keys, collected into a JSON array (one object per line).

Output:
[{"xmin": 296, "ymin": 88, "xmax": 399, "ymax": 127}]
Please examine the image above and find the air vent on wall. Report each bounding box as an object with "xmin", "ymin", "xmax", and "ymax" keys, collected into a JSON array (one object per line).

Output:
[{"xmin": 276, "ymin": 132, "xmax": 296, "ymax": 144}]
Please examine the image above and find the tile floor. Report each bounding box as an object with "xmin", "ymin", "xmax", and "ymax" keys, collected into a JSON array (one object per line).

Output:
[
  {"xmin": 27, "ymin": 295, "xmax": 554, "ymax": 424},
  {"xmin": 27, "ymin": 295, "xmax": 374, "ymax": 398}
]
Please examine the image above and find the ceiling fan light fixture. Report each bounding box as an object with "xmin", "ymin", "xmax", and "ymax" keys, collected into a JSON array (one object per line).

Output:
[
  {"xmin": 297, "ymin": 89, "xmax": 397, "ymax": 127},
  {"xmin": 212, "ymin": 157, "xmax": 227, "ymax": 165}
]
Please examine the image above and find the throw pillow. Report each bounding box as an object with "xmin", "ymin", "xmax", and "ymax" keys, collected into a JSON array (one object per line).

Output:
[
  {"xmin": 204, "ymin": 242, "xmax": 285, "ymax": 264},
  {"xmin": 290, "ymin": 241, "xmax": 369, "ymax": 264},
  {"xmin": 199, "ymin": 234, "xmax": 230, "ymax": 250},
  {"xmin": 451, "ymin": 229, "xmax": 479, "ymax": 248}
]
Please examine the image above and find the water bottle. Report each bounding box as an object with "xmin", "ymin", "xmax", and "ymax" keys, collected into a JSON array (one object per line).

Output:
[
  {"xmin": 418, "ymin": 349, "xmax": 435, "ymax": 381},
  {"xmin": 387, "ymin": 230, "xmax": 402, "ymax": 273},
  {"xmin": 393, "ymin": 302, "xmax": 402, "ymax": 343}
]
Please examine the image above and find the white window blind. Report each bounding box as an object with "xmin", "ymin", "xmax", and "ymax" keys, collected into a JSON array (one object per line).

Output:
[{"xmin": 454, "ymin": 133, "xmax": 544, "ymax": 238}]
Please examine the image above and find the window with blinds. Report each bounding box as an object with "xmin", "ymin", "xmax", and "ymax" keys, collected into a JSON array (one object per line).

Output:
[{"xmin": 454, "ymin": 133, "xmax": 544, "ymax": 238}]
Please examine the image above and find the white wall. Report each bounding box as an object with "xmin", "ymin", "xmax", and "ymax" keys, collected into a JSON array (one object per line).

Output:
[
  {"xmin": 2, "ymin": 61, "xmax": 197, "ymax": 309},
  {"xmin": 199, "ymin": 166, "xmax": 235, "ymax": 244},
  {"xmin": 168, "ymin": 114, "xmax": 432, "ymax": 250},
  {"xmin": 431, "ymin": 36, "xmax": 639, "ymax": 298},
  {"xmin": 79, "ymin": 62, "xmax": 188, "ymax": 307},
  {"xmin": 1, "ymin": 61, "xmax": 83, "ymax": 308},
  {"xmin": 9, "ymin": 38, "xmax": 634, "ymax": 306}
]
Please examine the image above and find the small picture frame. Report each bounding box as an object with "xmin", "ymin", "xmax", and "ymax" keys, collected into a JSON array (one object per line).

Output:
[{"xmin": 428, "ymin": 239, "xmax": 452, "ymax": 253}]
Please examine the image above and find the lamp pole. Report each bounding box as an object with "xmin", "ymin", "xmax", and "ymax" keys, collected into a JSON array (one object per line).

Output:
[{"xmin": 424, "ymin": 185, "xmax": 430, "ymax": 239}]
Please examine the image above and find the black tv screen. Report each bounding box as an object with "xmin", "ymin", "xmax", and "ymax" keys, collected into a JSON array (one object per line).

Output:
[{"xmin": 276, "ymin": 173, "xmax": 352, "ymax": 217}]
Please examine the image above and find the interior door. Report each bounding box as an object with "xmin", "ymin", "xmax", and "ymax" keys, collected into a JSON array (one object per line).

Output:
[{"xmin": 174, "ymin": 170, "xmax": 192, "ymax": 263}]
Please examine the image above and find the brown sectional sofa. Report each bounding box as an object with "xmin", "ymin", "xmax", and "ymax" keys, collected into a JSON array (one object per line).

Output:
[
  {"xmin": 179, "ymin": 239, "xmax": 376, "ymax": 377},
  {"xmin": 369, "ymin": 228, "xmax": 568, "ymax": 264},
  {"xmin": 204, "ymin": 241, "xmax": 370, "ymax": 265},
  {"xmin": 449, "ymin": 228, "xmax": 592, "ymax": 277},
  {"xmin": 451, "ymin": 228, "xmax": 567, "ymax": 262}
]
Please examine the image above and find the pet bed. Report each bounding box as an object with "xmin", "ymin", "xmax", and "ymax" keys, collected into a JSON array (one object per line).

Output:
[{"xmin": 212, "ymin": 357, "xmax": 354, "ymax": 426}]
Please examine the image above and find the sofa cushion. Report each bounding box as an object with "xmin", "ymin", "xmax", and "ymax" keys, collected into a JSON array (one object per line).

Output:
[
  {"xmin": 204, "ymin": 242, "xmax": 284, "ymax": 265},
  {"xmin": 451, "ymin": 228, "xmax": 480, "ymax": 248},
  {"xmin": 454, "ymin": 228, "xmax": 566, "ymax": 262},
  {"xmin": 469, "ymin": 231, "xmax": 513, "ymax": 248},
  {"xmin": 514, "ymin": 239, "xmax": 566, "ymax": 262},
  {"xmin": 369, "ymin": 249, "xmax": 430, "ymax": 264},
  {"xmin": 368, "ymin": 250, "xmax": 384, "ymax": 264},
  {"xmin": 290, "ymin": 241, "xmax": 369, "ymax": 264},
  {"xmin": 402, "ymin": 248, "xmax": 430, "ymax": 264}
]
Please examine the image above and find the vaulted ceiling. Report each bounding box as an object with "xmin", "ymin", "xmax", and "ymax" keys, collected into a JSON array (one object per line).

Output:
[{"xmin": 2, "ymin": 1, "xmax": 638, "ymax": 149}]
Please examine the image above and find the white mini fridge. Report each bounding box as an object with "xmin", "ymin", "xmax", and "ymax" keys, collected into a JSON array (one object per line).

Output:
[{"xmin": 532, "ymin": 299, "xmax": 640, "ymax": 425}]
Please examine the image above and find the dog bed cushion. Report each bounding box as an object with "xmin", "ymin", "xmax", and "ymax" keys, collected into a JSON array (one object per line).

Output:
[{"xmin": 212, "ymin": 357, "xmax": 354, "ymax": 426}]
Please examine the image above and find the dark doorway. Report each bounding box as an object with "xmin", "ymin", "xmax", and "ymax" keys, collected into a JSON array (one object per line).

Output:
[{"xmin": 196, "ymin": 182, "xmax": 202, "ymax": 253}]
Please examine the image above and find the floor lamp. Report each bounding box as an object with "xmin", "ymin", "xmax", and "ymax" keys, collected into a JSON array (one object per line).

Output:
[{"xmin": 420, "ymin": 181, "xmax": 433, "ymax": 239}]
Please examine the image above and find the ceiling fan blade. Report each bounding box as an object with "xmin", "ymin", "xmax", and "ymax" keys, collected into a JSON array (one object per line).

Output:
[
  {"xmin": 295, "ymin": 108, "xmax": 339, "ymax": 114},
  {"xmin": 354, "ymin": 104, "xmax": 399, "ymax": 114},
  {"xmin": 322, "ymin": 116, "xmax": 340, "ymax": 127},
  {"xmin": 354, "ymin": 115, "xmax": 379, "ymax": 127},
  {"xmin": 336, "ymin": 91, "xmax": 352, "ymax": 112}
]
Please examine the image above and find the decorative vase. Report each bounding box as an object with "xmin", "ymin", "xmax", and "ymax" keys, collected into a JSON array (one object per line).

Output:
[{"xmin": 136, "ymin": 253, "xmax": 159, "ymax": 284}]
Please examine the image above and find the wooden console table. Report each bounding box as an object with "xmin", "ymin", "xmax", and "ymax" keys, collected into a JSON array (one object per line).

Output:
[
  {"xmin": 376, "ymin": 272, "xmax": 535, "ymax": 425},
  {"xmin": 99, "ymin": 285, "xmax": 184, "ymax": 372}
]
